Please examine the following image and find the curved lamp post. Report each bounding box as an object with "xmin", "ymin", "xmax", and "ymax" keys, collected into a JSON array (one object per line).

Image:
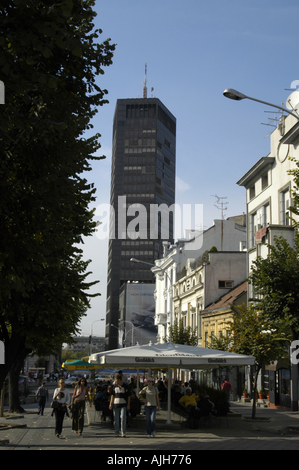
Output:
[
  {"xmin": 89, "ymin": 319, "xmax": 105, "ymax": 355},
  {"xmin": 223, "ymin": 88, "xmax": 299, "ymax": 121}
]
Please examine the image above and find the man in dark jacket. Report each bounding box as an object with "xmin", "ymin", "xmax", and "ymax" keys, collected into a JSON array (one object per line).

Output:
[{"xmin": 36, "ymin": 382, "xmax": 49, "ymax": 416}]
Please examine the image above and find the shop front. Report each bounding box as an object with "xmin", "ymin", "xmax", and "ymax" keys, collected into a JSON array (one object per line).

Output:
[{"xmin": 267, "ymin": 361, "xmax": 291, "ymax": 410}]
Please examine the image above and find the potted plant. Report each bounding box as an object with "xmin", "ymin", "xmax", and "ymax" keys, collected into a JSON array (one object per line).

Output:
[
  {"xmin": 258, "ymin": 387, "xmax": 265, "ymax": 399},
  {"xmin": 243, "ymin": 387, "xmax": 249, "ymax": 399}
]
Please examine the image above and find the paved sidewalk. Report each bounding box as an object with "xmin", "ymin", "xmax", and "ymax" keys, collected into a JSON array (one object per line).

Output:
[{"xmin": 1, "ymin": 401, "xmax": 299, "ymax": 451}]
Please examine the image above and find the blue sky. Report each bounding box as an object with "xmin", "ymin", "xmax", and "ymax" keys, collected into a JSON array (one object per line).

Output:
[{"xmin": 79, "ymin": 0, "xmax": 299, "ymax": 337}]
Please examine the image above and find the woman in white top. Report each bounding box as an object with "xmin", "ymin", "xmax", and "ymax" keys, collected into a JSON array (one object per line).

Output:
[
  {"xmin": 53, "ymin": 379, "xmax": 70, "ymax": 438},
  {"xmin": 139, "ymin": 377, "xmax": 160, "ymax": 438}
]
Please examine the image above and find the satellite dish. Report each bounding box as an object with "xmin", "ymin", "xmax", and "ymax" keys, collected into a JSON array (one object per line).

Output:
[{"xmin": 286, "ymin": 90, "xmax": 299, "ymax": 114}]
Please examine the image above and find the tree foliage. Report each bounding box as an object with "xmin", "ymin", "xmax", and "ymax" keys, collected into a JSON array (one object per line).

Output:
[
  {"xmin": 249, "ymin": 235, "xmax": 299, "ymax": 340},
  {"xmin": 227, "ymin": 303, "xmax": 291, "ymax": 418},
  {"xmin": 207, "ymin": 334, "xmax": 231, "ymax": 351},
  {"xmin": 164, "ymin": 319, "xmax": 198, "ymax": 346},
  {"xmin": 0, "ymin": 0, "xmax": 115, "ymax": 390}
]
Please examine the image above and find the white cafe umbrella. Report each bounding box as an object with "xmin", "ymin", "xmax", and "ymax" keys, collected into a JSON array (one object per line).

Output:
[{"xmin": 89, "ymin": 342, "xmax": 255, "ymax": 425}]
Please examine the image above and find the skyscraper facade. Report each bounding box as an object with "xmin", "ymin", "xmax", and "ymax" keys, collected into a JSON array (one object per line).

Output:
[{"xmin": 105, "ymin": 97, "xmax": 176, "ymax": 349}]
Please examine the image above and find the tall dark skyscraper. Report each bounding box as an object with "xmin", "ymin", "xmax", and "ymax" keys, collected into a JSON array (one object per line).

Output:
[{"xmin": 105, "ymin": 93, "xmax": 176, "ymax": 350}]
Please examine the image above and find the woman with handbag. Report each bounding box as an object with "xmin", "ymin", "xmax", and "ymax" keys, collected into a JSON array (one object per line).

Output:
[
  {"xmin": 52, "ymin": 379, "xmax": 70, "ymax": 438},
  {"xmin": 71, "ymin": 377, "xmax": 92, "ymax": 436}
]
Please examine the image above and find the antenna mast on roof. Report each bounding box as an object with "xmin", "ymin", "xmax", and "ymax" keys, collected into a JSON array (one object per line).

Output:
[
  {"xmin": 211, "ymin": 195, "xmax": 229, "ymax": 251},
  {"xmin": 143, "ymin": 63, "xmax": 147, "ymax": 98},
  {"xmin": 212, "ymin": 194, "xmax": 228, "ymax": 221}
]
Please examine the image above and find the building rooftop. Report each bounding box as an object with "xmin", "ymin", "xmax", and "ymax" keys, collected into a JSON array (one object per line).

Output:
[{"xmin": 203, "ymin": 281, "xmax": 247, "ymax": 313}]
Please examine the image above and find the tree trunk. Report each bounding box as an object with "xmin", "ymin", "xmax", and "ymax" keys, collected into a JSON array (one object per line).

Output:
[
  {"xmin": 0, "ymin": 384, "xmax": 5, "ymax": 417},
  {"xmin": 251, "ymin": 367, "xmax": 261, "ymax": 420},
  {"xmin": 9, "ymin": 350, "xmax": 30, "ymax": 413}
]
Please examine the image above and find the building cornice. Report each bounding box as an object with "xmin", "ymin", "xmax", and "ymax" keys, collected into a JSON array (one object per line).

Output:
[
  {"xmin": 279, "ymin": 121, "xmax": 299, "ymax": 146},
  {"xmin": 237, "ymin": 157, "xmax": 275, "ymax": 188}
]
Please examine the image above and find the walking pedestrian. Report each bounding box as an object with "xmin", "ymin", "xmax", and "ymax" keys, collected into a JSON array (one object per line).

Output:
[
  {"xmin": 109, "ymin": 373, "xmax": 131, "ymax": 437},
  {"xmin": 139, "ymin": 377, "xmax": 160, "ymax": 438},
  {"xmin": 36, "ymin": 382, "xmax": 49, "ymax": 416},
  {"xmin": 222, "ymin": 378, "xmax": 232, "ymax": 403},
  {"xmin": 71, "ymin": 377, "xmax": 91, "ymax": 436},
  {"xmin": 53, "ymin": 379, "xmax": 70, "ymax": 438}
]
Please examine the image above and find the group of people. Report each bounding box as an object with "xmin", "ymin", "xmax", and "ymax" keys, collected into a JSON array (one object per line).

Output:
[
  {"xmin": 101, "ymin": 373, "xmax": 160, "ymax": 438},
  {"xmin": 36, "ymin": 377, "xmax": 91, "ymax": 438},
  {"xmin": 177, "ymin": 387, "xmax": 215, "ymax": 419},
  {"xmin": 172, "ymin": 378, "xmax": 232, "ymax": 424},
  {"xmin": 35, "ymin": 372, "xmax": 161, "ymax": 439}
]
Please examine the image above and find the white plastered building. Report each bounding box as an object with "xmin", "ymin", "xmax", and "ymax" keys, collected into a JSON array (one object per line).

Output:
[
  {"xmin": 237, "ymin": 114, "xmax": 299, "ymax": 299},
  {"xmin": 152, "ymin": 217, "xmax": 247, "ymax": 344}
]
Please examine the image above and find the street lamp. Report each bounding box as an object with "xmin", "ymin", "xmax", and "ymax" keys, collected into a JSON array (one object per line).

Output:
[
  {"xmin": 125, "ymin": 324, "xmax": 145, "ymax": 346},
  {"xmin": 223, "ymin": 88, "xmax": 299, "ymax": 121},
  {"xmin": 130, "ymin": 257, "xmax": 171, "ymax": 281},
  {"xmin": 130, "ymin": 257, "xmax": 155, "ymax": 267},
  {"xmin": 89, "ymin": 319, "xmax": 105, "ymax": 355},
  {"xmin": 119, "ymin": 320, "xmax": 135, "ymax": 346}
]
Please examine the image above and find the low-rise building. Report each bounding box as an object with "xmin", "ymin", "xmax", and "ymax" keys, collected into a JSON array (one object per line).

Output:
[
  {"xmin": 200, "ymin": 281, "xmax": 247, "ymax": 394},
  {"xmin": 152, "ymin": 217, "xmax": 247, "ymax": 344},
  {"xmin": 201, "ymin": 281, "xmax": 247, "ymax": 348},
  {"xmin": 172, "ymin": 251, "xmax": 247, "ymax": 346}
]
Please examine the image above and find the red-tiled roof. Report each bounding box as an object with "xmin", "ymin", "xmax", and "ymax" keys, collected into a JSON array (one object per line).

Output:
[{"xmin": 203, "ymin": 281, "xmax": 247, "ymax": 312}]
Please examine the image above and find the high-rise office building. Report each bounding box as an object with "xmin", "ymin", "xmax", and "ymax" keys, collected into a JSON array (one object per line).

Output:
[{"xmin": 105, "ymin": 92, "xmax": 176, "ymax": 350}]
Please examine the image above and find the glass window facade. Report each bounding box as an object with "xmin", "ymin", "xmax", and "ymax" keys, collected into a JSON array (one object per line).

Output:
[{"xmin": 106, "ymin": 98, "xmax": 176, "ymax": 349}]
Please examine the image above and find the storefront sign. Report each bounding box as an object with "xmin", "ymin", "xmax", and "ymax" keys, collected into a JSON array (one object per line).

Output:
[
  {"xmin": 135, "ymin": 357, "xmax": 155, "ymax": 363},
  {"xmin": 208, "ymin": 358, "xmax": 227, "ymax": 364}
]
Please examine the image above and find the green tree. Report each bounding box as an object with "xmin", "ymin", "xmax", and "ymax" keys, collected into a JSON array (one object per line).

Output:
[
  {"xmin": 164, "ymin": 319, "xmax": 198, "ymax": 346},
  {"xmin": 248, "ymin": 234, "xmax": 299, "ymax": 411},
  {"xmin": 249, "ymin": 235, "xmax": 299, "ymax": 341},
  {"xmin": 0, "ymin": 0, "xmax": 115, "ymax": 391},
  {"xmin": 207, "ymin": 334, "xmax": 231, "ymax": 351},
  {"xmin": 228, "ymin": 304, "xmax": 291, "ymax": 419}
]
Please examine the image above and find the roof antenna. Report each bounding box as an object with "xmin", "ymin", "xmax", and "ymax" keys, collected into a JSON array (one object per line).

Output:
[
  {"xmin": 211, "ymin": 194, "xmax": 229, "ymax": 251},
  {"xmin": 143, "ymin": 63, "xmax": 147, "ymax": 98}
]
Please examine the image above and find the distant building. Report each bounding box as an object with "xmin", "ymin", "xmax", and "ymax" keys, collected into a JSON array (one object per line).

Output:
[
  {"xmin": 119, "ymin": 283, "xmax": 156, "ymax": 348},
  {"xmin": 65, "ymin": 336, "xmax": 105, "ymax": 354},
  {"xmin": 106, "ymin": 95, "xmax": 176, "ymax": 350}
]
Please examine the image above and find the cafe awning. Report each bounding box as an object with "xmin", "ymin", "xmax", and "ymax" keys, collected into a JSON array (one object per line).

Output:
[{"xmin": 89, "ymin": 342, "xmax": 255, "ymax": 369}]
